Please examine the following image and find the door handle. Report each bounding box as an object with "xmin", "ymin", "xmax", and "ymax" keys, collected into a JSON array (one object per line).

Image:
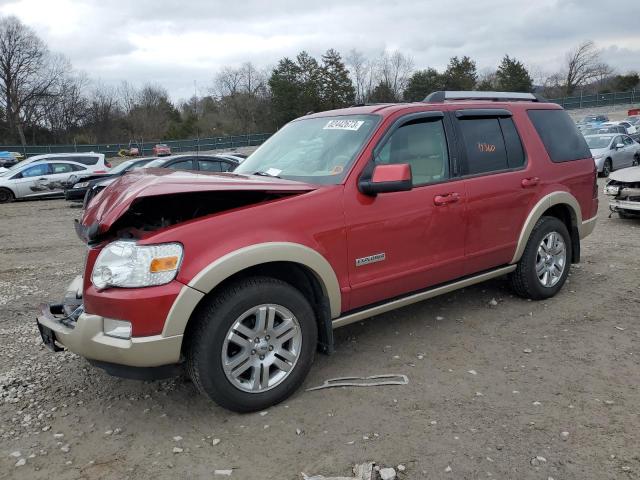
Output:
[
  {"xmin": 521, "ymin": 177, "xmax": 540, "ymax": 188},
  {"xmin": 434, "ymin": 192, "xmax": 460, "ymax": 206},
  {"xmin": 38, "ymin": 178, "xmax": 47, "ymax": 181}
]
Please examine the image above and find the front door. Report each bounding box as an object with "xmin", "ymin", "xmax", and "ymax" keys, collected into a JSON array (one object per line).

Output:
[
  {"xmin": 344, "ymin": 113, "xmax": 467, "ymax": 310},
  {"xmin": 13, "ymin": 163, "xmax": 52, "ymax": 198}
]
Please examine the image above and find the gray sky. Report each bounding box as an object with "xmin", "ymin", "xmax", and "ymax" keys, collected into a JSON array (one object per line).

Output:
[{"xmin": 1, "ymin": 0, "xmax": 639, "ymax": 100}]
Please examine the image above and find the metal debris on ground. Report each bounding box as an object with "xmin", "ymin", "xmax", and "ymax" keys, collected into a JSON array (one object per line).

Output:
[{"xmin": 306, "ymin": 375, "xmax": 409, "ymax": 392}]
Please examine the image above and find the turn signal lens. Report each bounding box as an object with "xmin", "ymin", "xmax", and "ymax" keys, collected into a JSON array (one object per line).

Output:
[{"xmin": 150, "ymin": 256, "xmax": 179, "ymax": 273}]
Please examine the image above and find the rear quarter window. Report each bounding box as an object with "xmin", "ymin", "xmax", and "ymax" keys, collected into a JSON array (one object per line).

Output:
[
  {"xmin": 70, "ymin": 156, "xmax": 99, "ymax": 165},
  {"xmin": 527, "ymin": 109, "xmax": 591, "ymax": 162}
]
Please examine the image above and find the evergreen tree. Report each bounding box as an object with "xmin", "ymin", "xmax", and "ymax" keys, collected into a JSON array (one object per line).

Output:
[
  {"xmin": 495, "ymin": 55, "xmax": 533, "ymax": 92},
  {"xmin": 368, "ymin": 81, "xmax": 397, "ymax": 103},
  {"xmin": 320, "ymin": 49, "xmax": 355, "ymax": 110},
  {"xmin": 443, "ymin": 56, "xmax": 477, "ymax": 90},
  {"xmin": 268, "ymin": 57, "xmax": 303, "ymax": 126},
  {"xmin": 403, "ymin": 68, "xmax": 443, "ymax": 101}
]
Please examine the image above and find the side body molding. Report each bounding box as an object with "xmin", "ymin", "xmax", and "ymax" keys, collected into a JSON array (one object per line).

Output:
[
  {"xmin": 510, "ymin": 191, "xmax": 583, "ymax": 264},
  {"xmin": 162, "ymin": 242, "xmax": 342, "ymax": 337}
]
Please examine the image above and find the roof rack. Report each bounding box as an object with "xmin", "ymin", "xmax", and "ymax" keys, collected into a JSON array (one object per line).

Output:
[{"xmin": 424, "ymin": 91, "xmax": 547, "ymax": 103}]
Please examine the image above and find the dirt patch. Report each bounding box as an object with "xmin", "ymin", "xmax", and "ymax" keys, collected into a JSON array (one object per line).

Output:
[{"xmin": 1, "ymin": 181, "xmax": 639, "ymax": 479}]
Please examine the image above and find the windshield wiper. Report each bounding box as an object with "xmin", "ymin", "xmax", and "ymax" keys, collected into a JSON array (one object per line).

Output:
[{"xmin": 252, "ymin": 171, "xmax": 281, "ymax": 178}]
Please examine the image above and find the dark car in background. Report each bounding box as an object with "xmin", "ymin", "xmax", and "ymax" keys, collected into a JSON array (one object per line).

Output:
[
  {"xmin": 82, "ymin": 154, "xmax": 241, "ymax": 207},
  {"xmin": 64, "ymin": 157, "xmax": 157, "ymax": 202}
]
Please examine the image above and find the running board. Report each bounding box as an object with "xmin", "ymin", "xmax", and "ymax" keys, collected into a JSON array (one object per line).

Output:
[{"xmin": 332, "ymin": 265, "xmax": 517, "ymax": 329}]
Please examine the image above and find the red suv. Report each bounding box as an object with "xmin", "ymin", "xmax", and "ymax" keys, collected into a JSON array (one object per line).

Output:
[{"xmin": 37, "ymin": 91, "xmax": 598, "ymax": 412}]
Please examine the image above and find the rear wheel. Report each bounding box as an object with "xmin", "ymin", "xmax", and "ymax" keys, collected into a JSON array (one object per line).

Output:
[
  {"xmin": 509, "ymin": 216, "xmax": 572, "ymax": 300},
  {"xmin": 0, "ymin": 188, "xmax": 14, "ymax": 203},
  {"xmin": 186, "ymin": 277, "xmax": 317, "ymax": 412}
]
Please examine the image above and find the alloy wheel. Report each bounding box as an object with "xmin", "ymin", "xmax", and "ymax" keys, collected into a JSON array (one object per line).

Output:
[
  {"xmin": 221, "ymin": 304, "xmax": 302, "ymax": 393},
  {"xmin": 535, "ymin": 231, "xmax": 567, "ymax": 288}
]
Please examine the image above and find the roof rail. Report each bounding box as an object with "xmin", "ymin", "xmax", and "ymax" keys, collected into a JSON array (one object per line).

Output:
[{"xmin": 424, "ymin": 91, "xmax": 547, "ymax": 103}]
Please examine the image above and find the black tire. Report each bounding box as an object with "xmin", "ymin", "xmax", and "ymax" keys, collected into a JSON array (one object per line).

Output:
[
  {"xmin": 0, "ymin": 188, "xmax": 14, "ymax": 203},
  {"xmin": 633, "ymin": 154, "xmax": 639, "ymax": 167},
  {"xmin": 618, "ymin": 210, "xmax": 637, "ymax": 219},
  {"xmin": 509, "ymin": 216, "xmax": 572, "ymax": 300},
  {"xmin": 600, "ymin": 159, "xmax": 612, "ymax": 178},
  {"xmin": 186, "ymin": 276, "xmax": 317, "ymax": 412}
]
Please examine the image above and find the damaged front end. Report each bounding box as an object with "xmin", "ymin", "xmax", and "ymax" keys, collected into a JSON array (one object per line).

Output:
[
  {"xmin": 605, "ymin": 167, "xmax": 640, "ymax": 218},
  {"xmin": 76, "ymin": 169, "xmax": 317, "ymax": 243}
]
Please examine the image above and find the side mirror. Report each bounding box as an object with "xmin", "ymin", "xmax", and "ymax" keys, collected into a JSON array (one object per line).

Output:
[
  {"xmin": 615, "ymin": 143, "xmax": 624, "ymax": 149},
  {"xmin": 359, "ymin": 163, "xmax": 412, "ymax": 196}
]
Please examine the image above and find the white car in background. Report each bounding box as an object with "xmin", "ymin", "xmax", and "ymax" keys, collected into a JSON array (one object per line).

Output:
[
  {"xmin": 601, "ymin": 121, "xmax": 637, "ymax": 137},
  {"xmin": 584, "ymin": 134, "xmax": 640, "ymax": 177},
  {"xmin": 0, "ymin": 153, "xmax": 110, "ymax": 173},
  {"xmin": 0, "ymin": 159, "xmax": 97, "ymax": 203}
]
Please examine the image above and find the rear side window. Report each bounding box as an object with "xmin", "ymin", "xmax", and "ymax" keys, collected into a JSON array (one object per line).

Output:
[
  {"xmin": 527, "ymin": 110, "xmax": 591, "ymax": 162},
  {"xmin": 167, "ymin": 159, "xmax": 194, "ymax": 170},
  {"xmin": 51, "ymin": 163, "xmax": 74, "ymax": 173},
  {"xmin": 69, "ymin": 156, "xmax": 99, "ymax": 165}
]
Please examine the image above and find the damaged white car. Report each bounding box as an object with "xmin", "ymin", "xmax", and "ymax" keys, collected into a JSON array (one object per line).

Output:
[{"xmin": 604, "ymin": 167, "xmax": 640, "ymax": 218}]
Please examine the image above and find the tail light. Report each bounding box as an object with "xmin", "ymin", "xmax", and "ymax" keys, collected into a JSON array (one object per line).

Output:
[{"xmin": 105, "ymin": 161, "xmax": 112, "ymax": 168}]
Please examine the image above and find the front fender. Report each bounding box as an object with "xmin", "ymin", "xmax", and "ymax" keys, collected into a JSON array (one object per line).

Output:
[{"xmin": 162, "ymin": 242, "xmax": 341, "ymax": 337}]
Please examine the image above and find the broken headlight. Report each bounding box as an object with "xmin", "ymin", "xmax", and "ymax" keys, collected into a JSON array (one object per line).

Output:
[
  {"xmin": 604, "ymin": 184, "xmax": 620, "ymax": 196},
  {"xmin": 91, "ymin": 240, "xmax": 183, "ymax": 289}
]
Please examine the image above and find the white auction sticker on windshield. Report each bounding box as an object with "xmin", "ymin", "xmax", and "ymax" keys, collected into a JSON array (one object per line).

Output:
[
  {"xmin": 266, "ymin": 168, "xmax": 282, "ymax": 177},
  {"xmin": 323, "ymin": 119, "xmax": 365, "ymax": 131}
]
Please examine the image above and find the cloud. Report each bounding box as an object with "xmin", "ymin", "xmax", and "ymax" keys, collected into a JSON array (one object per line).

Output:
[{"xmin": 0, "ymin": 0, "xmax": 638, "ymax": 99}]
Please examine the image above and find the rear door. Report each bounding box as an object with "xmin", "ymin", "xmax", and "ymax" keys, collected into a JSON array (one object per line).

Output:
[
  {"xmin": 452, "ymin": 109, "xmax": 534, "ymax": 275},
  {"xmin": 622, "ymin": 136, "xmax": 637, "ymax": 166},
  {"xmin": 344, "ymin": 112, "xmax": 467, "ymax": 309}
]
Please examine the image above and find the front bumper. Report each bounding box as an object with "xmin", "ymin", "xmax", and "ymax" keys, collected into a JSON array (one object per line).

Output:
[
  {"xmin": 609, "ymin": 198, "xmax": 640, "ymax": 212},
  {"xmin": 36, "ymin": 275, "xmax": 183, "ymax": 368},
  {"xmin": 64, "ymin": 187, "xmax": 87, "ymax": 201}
]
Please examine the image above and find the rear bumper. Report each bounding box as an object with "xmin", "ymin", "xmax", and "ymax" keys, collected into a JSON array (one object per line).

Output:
[
  {"xmin": 579, "ymin": 215, "xmax": 598, "ymax": 238},
  {"xmin": 36, "ymin": 276, "xmax": 183, "ymax": 368}
]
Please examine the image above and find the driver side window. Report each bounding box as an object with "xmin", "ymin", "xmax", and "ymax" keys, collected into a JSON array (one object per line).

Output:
[
  {"xmin": 375, "ymin": 118, "xmax": 449, "ymax": 186},
  {"xmin": 21, "ymin": 164, "xmax": 51, "ymax": 178}
]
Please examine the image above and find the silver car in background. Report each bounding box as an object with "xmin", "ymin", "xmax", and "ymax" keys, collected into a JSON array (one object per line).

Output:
[{"xmin": 584, "ymin": 134, "xmax": 640, "ymax": 177}]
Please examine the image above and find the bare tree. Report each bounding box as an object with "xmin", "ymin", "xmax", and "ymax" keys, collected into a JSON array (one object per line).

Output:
[
  {"xmin": 0, "ymin": 16, "xmax": 66, "ymax": 145},
  {"xmin": 563, "ymin": 41, "xmax": 612, "ymax": 95},
  {"xmin": 378, "ymin": 50, "xmax": 414, "ymax": 100},
  {"xmin": 346, "ymin": 49, "xmax": 371, "ymax": 104},
  {"xmin": 42, "ymin": 69, "xmax": 89, "ymax": 142}
]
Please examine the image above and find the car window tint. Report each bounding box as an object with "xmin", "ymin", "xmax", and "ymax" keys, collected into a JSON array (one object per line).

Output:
[
  {"xmin": 167, "ymin": 159, "xmax": 194, "ymax": 170},
  {"xmin": 22, "ymin": 164, "xmax": 50, "ymax": 177},
  {"xmin": 219, "ymin": 161, "xmax": 235, "ymax": 172},
  {"xmin": 73, "ymin": 156, "xmax": 99, "ymax": 165},
  {"xmin": 498, "ymin": 117, "xmax": 525, "ymax": 168},
  {"xmin": 70, "ymin": 164, "xmax": 87, "ymax": 171},
  {"xmin": 613, "ymin": 136, "xmax": 622, "ymax": 146},
  {"xmin": 51, "ymin": 163, "xmax": 74, "ymax": 174},
  {"xmin": 527, "ymin": 109, "xmax": 591, "ymax": 162},
  {"xmin": 623, "ymin": 136, "xmax": 634, "ymax": 146},
  {"xmin": 198, "ymin": 160, "xmax": 221, "ymax": 172},
  {"xmin": 375, "ymin": 117, "xmax": 449, "ymax": 186},
  {"xmin": 458, "ymin": 118, "xmax": 508, "ymax": 174}
]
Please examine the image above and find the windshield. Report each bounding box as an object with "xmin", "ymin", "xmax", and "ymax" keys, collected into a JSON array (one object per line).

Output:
[
  {"xmin": 145, "ymin": 158, "xmax": 166, "ymax": 168},
  {"xmin": 109, "ymin": 160, "xmax": 136, "ymax": 174},
  {"xmin": 585, "ymin": 136, "xmax": 613, "ymax": 149},
  {"xmin": 234, "ymin": 114, "xmax": 379, "ymax": 184}
]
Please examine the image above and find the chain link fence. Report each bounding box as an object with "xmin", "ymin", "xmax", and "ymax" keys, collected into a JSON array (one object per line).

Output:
[
  {"xmin": 0, "ymin": 132, "xmax": 273, "ymax": 158},
  {"xmin": 548, "ymin": 89, "xmax": 640, "ymax": 110}
]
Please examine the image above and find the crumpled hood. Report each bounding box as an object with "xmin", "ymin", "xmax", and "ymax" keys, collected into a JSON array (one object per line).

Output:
[
  {"xmin": 609, "ymin": 166, "xmax": 640, "ymax": 183},
  {"xmin": 80, "ymin": 168, "xmax": 317, "ymax": 237}
]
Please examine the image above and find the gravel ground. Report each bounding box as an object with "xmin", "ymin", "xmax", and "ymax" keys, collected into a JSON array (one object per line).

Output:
[{"xmin": 1, "ymin": 179, "xmax": 639, "ymax": 480}]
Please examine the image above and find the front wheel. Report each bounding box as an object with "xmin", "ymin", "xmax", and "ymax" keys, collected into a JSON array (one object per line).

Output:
[
  {"xmin": 509, "ymin": 216, "xmax": 572, "ymax": 300},
  {"xmin": 600, "ymin": 159, "xmax": 612, "ymax": 178},
  {"xmin": 0, "ymin": 188, "xmax": 15, "ymax": 203},
  {"xmin": 633, "ymin": 153, "xmax": 639, "ymax": 167},
  {"xmin": 186, "ymin": 277, "xmax": 317, "ymax": 412}
]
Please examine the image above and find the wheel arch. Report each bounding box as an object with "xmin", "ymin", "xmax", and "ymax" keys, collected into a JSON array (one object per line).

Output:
[
  {"xmin": 0, "ymin": 185, "xmax": 16, "ymax": 200},
  {"xmin": 511, "ymin": 192, "xmax": 582, "ymax": 265},
  {"xmin": 163, "ymin": 243, "xmax": 341, "ymax": 352}
]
